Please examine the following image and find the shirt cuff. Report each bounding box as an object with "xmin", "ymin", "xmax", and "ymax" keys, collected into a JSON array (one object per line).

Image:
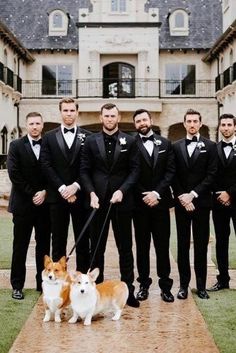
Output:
[
  {"xmin": 152, "ymin": 191, "xmax": 161, "ymax": 200},
  {"xmin": 73, "ymin": 182, "xmax": 80, "ymax": 191},
  {"xmin": 190, "ymin": 190, "xmax": 198, "ymax": 198},
  {"xmin": 58, "ymin": 184, "xmax": 66, "ymax": 193}
]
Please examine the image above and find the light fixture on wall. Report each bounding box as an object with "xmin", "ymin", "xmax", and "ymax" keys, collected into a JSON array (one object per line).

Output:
[
  {"xmin": 146, "ymin": 65, "xmax": 150, "ymax": 73},
  {"xmin": 87, "ymin": 66, "xmax": 91, "ymax": 73}
]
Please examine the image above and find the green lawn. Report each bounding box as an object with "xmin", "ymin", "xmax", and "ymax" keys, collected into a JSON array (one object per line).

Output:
[
  {"xmin": 0, "ymin": 211, "xmax": 13, "ymax": 269},
  {"xmin": 0, "ymin": 289, "xmax": 40, "ymax": 353}
]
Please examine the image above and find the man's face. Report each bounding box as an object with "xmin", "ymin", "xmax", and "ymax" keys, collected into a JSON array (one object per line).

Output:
[
  {"xmin": 219, "ymin": 118, "xmax": 236, "ymax": 139},
  {"xmin": 26, "ymin": 116, "xmax": 43, "ymax": 139},
  {"xmin": 60, "ymin": 102, "xmax": 78, "ymax": 127},
  {"xmin": 184, "ymin": 114, "xmax": 202, "ymax": 136},
  {"xmin": 134, "ymin": 112, "xmax": 153, "ymax": 135},
  {"xmin": 100, "ymin": 107, "xmax": 120, "ymax": 132}
]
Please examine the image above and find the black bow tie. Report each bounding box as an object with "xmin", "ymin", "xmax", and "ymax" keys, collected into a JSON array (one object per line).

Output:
[
  {"xmin": 64, "ymin": 127, "xmax": 75, "ymax": 134},
  {"xmin": 141, "ymin": 135, "xmax": 154, "ymax": 143},
  {"xmin": 186, "ymin": 136, "xmax": 198, "ymax": 145},
  {"xmin": 32, "ymin": 139, "xmax": 42, "ymax": 146},
  {"xmin": 222, "ymin": 141, "xmax": 233, "ymax": 148}
]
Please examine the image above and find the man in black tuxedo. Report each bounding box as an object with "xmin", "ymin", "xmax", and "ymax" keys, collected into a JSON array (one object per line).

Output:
[
  {"xmin": 208, "ymin": 114, "xmax": 236, "ymax": 291},
  {"xmin": 40, "ymin": 97, "xmax": 91, "ymax": 272},
  {"xmin": 80, "ymin": 103, "xmax": 140, "ymax": 307},
  {"xmin": 172, "ymin": 109, "xmax": 217, "ymax": 299},
  {"xmin": 7, "ymin": 112, "xmax": 51, "ymax": 299},
  {"xmin": 133, "ymin": 109, "xmax": 175, "ymax": 303}
]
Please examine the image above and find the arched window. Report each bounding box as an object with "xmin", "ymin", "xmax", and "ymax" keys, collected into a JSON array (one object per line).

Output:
[
  {"xmin": 169, "ymin": 9, "xmax": 189, "ymax": 36},
  {"xmin": 49, "ymin": 10, "xmax": 68, "ymax": 36},
  {"xmin": 1, "ymin": 126, "xmax": 8, "ymax": 154}
]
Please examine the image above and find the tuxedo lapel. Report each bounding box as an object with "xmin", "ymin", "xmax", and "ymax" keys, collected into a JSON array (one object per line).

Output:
[
  {"xmin": 136, "ymin": 135, "xmax": 152, "ymax": 167},
  {"xmin": 24, "ymin": 136, "xmax": 37, "ymax": 164},
  {"xmin": 96, "ymin": 132, "xmax": 108, "ymax": 167},
  {"xmin": 55, "ymin": 129, "xmax": 68, "ymax": 161},
  {"xmin": 217, "ymin": 142, "xmax": 226, "ymax": 166},
  {"xmin": 179, "ymin": 139, "xmax": 189, "ymax": 166},
  {"xmin": 153, "ymin": 135, "xmax": 161, "ymax": 168},
  {"xmin": 227, "ymin": 146, "xmax": 235, "ymax": 165},
  {"xmin": 70, "ymin": 127, "xmax": 82, "ymax": 165},
  {"xmin": 190, "ymin": 143, "xmax": 201, "ymax": 165}
]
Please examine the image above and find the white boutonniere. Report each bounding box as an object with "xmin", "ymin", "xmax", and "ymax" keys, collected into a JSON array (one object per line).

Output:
[
  {"xmin": 154, "ymin": 138, "xmax": 162, "ymax": 146},
  {"xmin": 119, "ymin": 137, "xmax": 127, "ymax": 146},
  {"xmin": 197, "ymin": 141, "xmax": 205, "ymax": 150},
  {"xmin": 77, "ymin": 133, "xmax": 86, "ymax": 143}
]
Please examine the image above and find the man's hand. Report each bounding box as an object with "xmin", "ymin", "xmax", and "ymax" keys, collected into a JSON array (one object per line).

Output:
[
  {"xmin": 33, "ymin": 190, "xmax": 46, "ymax": 205},
  {"xmin": 184, "ymin": 202, "xmax": 195, "ymax": 212},
  {"xmin": 67, "ymin": 195, "xmax": 77, "ymax": 203},
  {"xmin": 142, "ymin": 191, "xmax": 159, "ymax": 207},
  {"xmin": 217, "ymin": 191, "xmax": 231, "ymax": 206},
  {"xmin": 90, "ymin": 192, "xmax": 99, "ymax": 209},
  {"xmin": 178, "ymin": 193, "xmax": 194, "ymax": 207},
  {"xmin": 60, "ymin": 183, "xmax": 78, "ymax": 200},
  {"xmin": 110, "ymin": 190, "xmax": 123, "ymax": 204}
]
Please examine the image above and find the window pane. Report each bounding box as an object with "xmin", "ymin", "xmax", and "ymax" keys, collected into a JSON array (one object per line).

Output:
[
  {"xmin": 111, "ymin": 0, "xmax": 118, "ymax": 11},
  {"xmin": 120, "ymin": 0, "xmax": 126, "ymax": 12},
  {"xmin": 53, "ymin": 13, "xmax": 63, "ymax": 28},
  {"xmin": 175, "ymin": 13, "xmax": 184, "ymax": 28},
  {"xmin": 42, "ymin": 65, "xmax": 56, "ymax": 95},
  {"xmin": 166, "ymin": 64, "xmax": 181, "ymax": 94},
  {"xmin": 181, "ymin": 65, "xmax": 195, "ymax": 94},
  {"xmin": 58, "ymin": 65, "xmax": 72, "ymax": 95},
  {"xmin": 165, "ymin": 64, "xmax": 195, "ymax": 95}
]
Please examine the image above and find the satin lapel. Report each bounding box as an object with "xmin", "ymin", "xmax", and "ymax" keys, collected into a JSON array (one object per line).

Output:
[
  {"xmin": 180, "ymin": 139, "xmax": 189, "ymax": 166},
  {"xmin": 96, "ymin": 132, "xmax": 108, "ymax": 167},
  {"xmin": 227, "ymin": 146, "xmax": 235, "ymax": 165},
  {"xmin": 56, "ymin": 129, "xmax": 68, "ymax": 161},
  {"xmin": 217, "ymin": 142, "xmax": 226, "ymax": 166},
  {"xmin": 190, "ymin": 143, "xmax": 201, "ymax": 165},
  {"xmin": 24, "ymin": 136, "xmax": 37, "ymax": 164},
  {"xmin": 110, "ymin": 132, "xmax": 122, "ymax": 170},
  {"xmin": 136, "ymin": 135, "xmax": 152, "ymax": 167},
  {"xmin": 153, "ymin": 135, "xmax": 161, "ymax": 168},
  {"xmin": 70, "ymin": 127, "xmax": 82, "ymax": 165}
]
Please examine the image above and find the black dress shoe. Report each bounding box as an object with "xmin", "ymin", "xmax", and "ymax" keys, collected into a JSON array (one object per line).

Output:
[
  {"xmin": 127, "ymin": 293, "xmax": 140, "ymax": 308},
  {"xmin": 207, "ymin": 282, "xmax": 229, "ymax": 292},
  {"xmin": 197, "ymin": 290, "xmax": 209, "ymax": 299},
  {"xmin": 136, "ymin": 287, "xmax": 149, "ymax": 301},
  {"xmin": 160, "ymin": 290, "xmax": 174, "ymax": 303},
  {"xmin": 177, "ymin": 287, "xmax": 188, "ymax": 300},
  {"xmin": 12, "ymin": 289, "xmax": 24, "ymax": 300}
]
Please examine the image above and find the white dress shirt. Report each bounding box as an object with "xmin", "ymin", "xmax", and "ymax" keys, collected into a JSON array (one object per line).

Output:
[
  {"xmin": 222, "ymin": 136, "xmax": 236, "ymax": 159},
  {"xmin": 61, "ymin": 124, "xmax": 76, "ymax": 149},
  {"xmin": 28, "ymin": 134, "xmax": 41, "ymax": 160}
]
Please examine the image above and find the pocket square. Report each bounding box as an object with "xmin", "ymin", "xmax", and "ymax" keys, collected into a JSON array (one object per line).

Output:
[
  {"xmin": 158, "ymin": 150, "xmax": 166, "ymax": 154},
  {"xmin": 120, "ymin": 149, "xmax": 128, "ymax": 152},
  {"xmin": 200, "ymin": 150, "xmax": 207, "ymax": 153}
]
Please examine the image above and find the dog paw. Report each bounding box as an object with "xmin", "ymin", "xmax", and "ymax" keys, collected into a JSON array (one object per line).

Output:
[
  {"xmin": 84, "ymin": 320, "xmax": 91, "ymax": 326},
  {"xmin": 43, "ymin": 316, "xmax": 50, "ymax": 322},
  {"xmin": 68, "ymin": 317, "xmax": 77, "ymax": 324},
  {"xmin": 55, "ymin": 317, "xmax": 62, "ymax": 323}
]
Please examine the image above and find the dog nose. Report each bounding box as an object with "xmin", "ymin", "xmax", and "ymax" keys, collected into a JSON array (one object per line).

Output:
[
  {"xmin": 49, "ymin": 275, "xmax": 52, "ymax": 280},
  {"xmin": 80, "ymin": 289, "xmax": 84, "ymax": 294}
]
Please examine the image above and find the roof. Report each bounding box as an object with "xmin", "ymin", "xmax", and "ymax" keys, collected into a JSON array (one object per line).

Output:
[
  {"xmin": 0, "ymin": 0, "xmax": 222, "ymax": 51},
  {"xmin": 202, "ymin": 19, "xmax": 236, "ymax": 62}
]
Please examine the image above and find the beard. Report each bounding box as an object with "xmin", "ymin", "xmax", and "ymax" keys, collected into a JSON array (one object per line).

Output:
[{"xmin": 137, "ymin": 125, "xmax": 151, "ymax": 135}]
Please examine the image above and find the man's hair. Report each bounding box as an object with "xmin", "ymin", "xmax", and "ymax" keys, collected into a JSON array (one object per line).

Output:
[
  {"xmin": 100, "ymin": 103, "xmax": 120, "ymax": 115},
  {"xmin": 184, "ymin": 108, "xmax": 202, "ymax": 122},
  {"xmin": 218, "ymin": 113, "xmax": 236, "ymax": 126},
  {"xmin": 59, "ymin": 97, "xmax": 79, "ymax": 111},
  {"xmin": 26, "ymin": 112, "xmax": 42, "ymax": 121},
  {"xmin": 133, "ymin": 109, "xmax": 151, "ymax": 121}
]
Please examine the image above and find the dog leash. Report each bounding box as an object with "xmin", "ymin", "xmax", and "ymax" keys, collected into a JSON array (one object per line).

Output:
[
  {"xmin": 89, "ymin": 202, "xmax": 113, "ymax": 270},
  {"xmin": 66, "ymin": 208, "xmax": 97, "ymax": 262}
]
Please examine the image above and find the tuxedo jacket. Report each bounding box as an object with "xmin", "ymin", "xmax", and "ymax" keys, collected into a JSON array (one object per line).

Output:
[
  {"xmin": 134, "ymin": 134, "xmax": 175, "ymax": 210},
  {"xmin": 172, "ymin": 136, "xmax": 217, "ymax": 208},
  {"xmin": 40, "ymin": 126, "xmax": 91, "ymax": 203},
  {"xmin": 213, "ymin": 141, "xmax": 236, "ymax": 209},
  {"xmin": 80, "ymin": 130, "xmax": 139, "ymax": 211},
  {"xmin": 7, "ymin": 135, "xmax": 47, "ymax": 215}
]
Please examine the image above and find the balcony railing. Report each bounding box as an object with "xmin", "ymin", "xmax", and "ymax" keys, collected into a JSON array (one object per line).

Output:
[
  {"xmin": 14, "ymin": 74, "xmax": 22, "ymax": 93},
  {"xmin": 21, "ymin": 79, "xmax": 215, "ymax": 99},
  {"xmin": 0, "ymin": 61, "xmax": 22, "ymax": 93},
  {"xmin": 216, "ymin": 62, "xmax": 236, "ymax": 92},
  {"xmin": 4, "ymin": 67, "xmax": 14, "ymax": 88}
]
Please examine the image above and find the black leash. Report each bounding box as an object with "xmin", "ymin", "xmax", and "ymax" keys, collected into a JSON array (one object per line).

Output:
[
  {"xmin": 89, "ymin": 202, "xmax": 113, "ymax": 271},
  {"xmin": 66, "ymin": 208, "xmax": 97, "ymax": 262}
]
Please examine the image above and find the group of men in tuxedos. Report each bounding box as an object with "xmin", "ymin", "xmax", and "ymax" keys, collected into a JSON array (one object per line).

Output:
[{"xmin": 7, "ymin": 98, "xmax": 236, "ymax": 304}]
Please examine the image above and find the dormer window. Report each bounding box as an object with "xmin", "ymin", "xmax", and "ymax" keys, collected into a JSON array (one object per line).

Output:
[
  {"xmin": 169, "ymin": 9, "xmax": 189, "ymax": 36},
  {"xmin": 111, "ymin": 0, "xmax": 126, "ymax": 13},
  {"xmin": 49, "ymin": 10, "xmax": 68, "ymax": 36}
]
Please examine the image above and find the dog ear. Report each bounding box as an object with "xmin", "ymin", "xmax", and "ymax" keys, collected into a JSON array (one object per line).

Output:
[
  {"xmin": 44, "ymin": 255, "xmax": 52, "ymax": 267},
  {"xmin": 88, "ymin": 268, "xmax": 100, "ymax": 282},
  {"xmin": 59, "ymin": 256, "xmax": 67, "ymax": 271}
]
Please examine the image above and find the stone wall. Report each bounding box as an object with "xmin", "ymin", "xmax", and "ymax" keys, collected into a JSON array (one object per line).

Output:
[{"xmin": 0, "ymin": 169, "xmax": 11, "ymax": 197}]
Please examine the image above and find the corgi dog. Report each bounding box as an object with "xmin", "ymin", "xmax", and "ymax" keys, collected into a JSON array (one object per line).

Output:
[
  {"xmin": 42, "ymin": 255, "xmax": 71, "ymax": 323},
  {"xmin": 69, "ymin": 268, "xmax": 128, "ymax": 326}
]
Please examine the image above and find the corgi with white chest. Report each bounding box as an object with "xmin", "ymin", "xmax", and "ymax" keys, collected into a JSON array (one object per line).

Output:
[
  {"xmin": 69, "ymin": 268, "xmax": 128, "ymax": 326},
  {"xmin": 42, "ymin": 255, "xmax": 71, "ymax": 323}
]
